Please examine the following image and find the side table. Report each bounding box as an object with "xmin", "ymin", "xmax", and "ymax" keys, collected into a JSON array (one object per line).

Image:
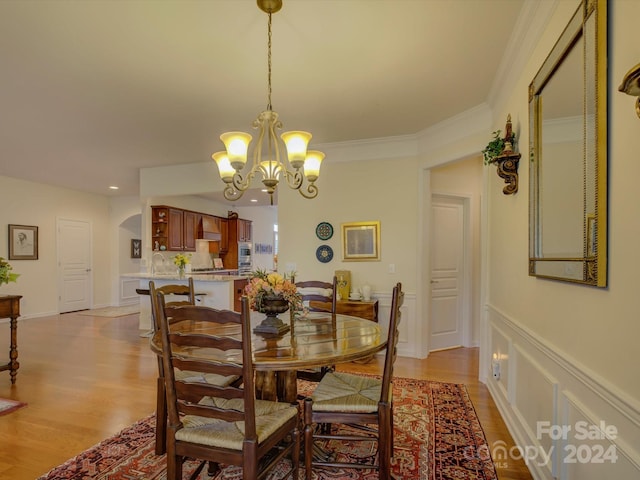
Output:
[
  {"xmin": 0, "ymin": 295, "xmax": 22, "ymax": 384},
  {"xmin": 336, "ymin": 299, "xmax": 378, "ymax": 322}
]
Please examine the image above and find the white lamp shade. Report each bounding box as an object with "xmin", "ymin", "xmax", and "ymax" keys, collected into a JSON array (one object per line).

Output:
[
  {"xmin": 212, "ymin": 151, "xmax": 235, "ymax": 183},
  {"xmin": 303, "ymin": 150, "xmax": 324, "ymax": 182},
  {"xmin": 281, "ymin": 130, "xmax": 312, "ymax": 170},
  {"xmin": 220, "ymin": 132, "xmax": 252, "ymax": 170}
]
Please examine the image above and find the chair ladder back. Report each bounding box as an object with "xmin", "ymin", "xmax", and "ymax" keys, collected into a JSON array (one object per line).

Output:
[
  {"xmin": 380, "ymin": 282, "xmax": 404, "ymax": 404},
  {"xmin": 149, "ymin": 278, "xmax": 196, "ymax": 333},
  {"xmin": 296, "ymin": 277, "xmax": 337, "ymax": 313},
  {"xmin": 157, "ymin": 295, "xmax": 259, "ymax": 440}
]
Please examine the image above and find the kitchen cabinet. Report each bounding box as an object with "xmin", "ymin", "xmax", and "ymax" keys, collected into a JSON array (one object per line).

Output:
[
  {"xmin": 219, "ymin": 218, "xmax": 229, "ymax": 254},
  {"xmin": 152, "ymin": 206, "xmax": 198, "ymax": 252},
  {"xmin": 222, "ymin": 217, "xmax": 252, "ymax": 269},
  {"xmin": 238, "ymin": 219, "xmax": 252, "ymax": 242}
]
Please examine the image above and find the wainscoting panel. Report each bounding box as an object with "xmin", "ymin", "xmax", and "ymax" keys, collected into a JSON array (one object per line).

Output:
[
  {"xmin": 120, "ymin": 277, "xmax": 140, "ymax": 306},
  {"xmin": 490, "ymin": 324, "xmax": 511, "ymax": 399},
  {"xmin": 486, "ymin": 306, "xmax": 640, "ymax": 480},
  {"xmin": 374, "ymin": 291, "xmax": 417, "ymax": 358},
  {"xmin": 513, "ymin": 346, "xmax": 558, "ymax": 479},
  {"xmin": 560, "ymin": 391, "xmax": 638, "ymax": 480}
]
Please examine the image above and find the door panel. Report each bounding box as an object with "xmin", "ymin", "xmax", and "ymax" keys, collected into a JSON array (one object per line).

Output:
[
  {"xmin": 58, "ymin": 219, "xmax": 92, "ymax": 313},
  {"xmin": 429, "ymin": 196, "xmax": 465, "ymax": 351}
]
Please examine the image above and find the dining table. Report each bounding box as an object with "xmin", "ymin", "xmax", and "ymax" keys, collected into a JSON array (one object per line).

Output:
[{"xmin": 149, "ymin": 310, "xmax": 386, "ymax": 403}]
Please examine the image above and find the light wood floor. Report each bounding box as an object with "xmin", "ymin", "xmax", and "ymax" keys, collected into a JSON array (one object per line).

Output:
[{"xmin": 0, "ymin": 312, "xmax": 533, "ymax": 479}]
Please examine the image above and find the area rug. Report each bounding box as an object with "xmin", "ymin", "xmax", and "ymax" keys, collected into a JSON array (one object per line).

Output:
[
  {"xmin": 37, "ymin": 377, "xmax": 497, "ymax": 479},
  {"xmin": 0, "ymin": 398, "xmax": 26, "ymax": 416},
  {"xmin": 77, "ymin": 304, "xmax": 140, "ymax": 318}
]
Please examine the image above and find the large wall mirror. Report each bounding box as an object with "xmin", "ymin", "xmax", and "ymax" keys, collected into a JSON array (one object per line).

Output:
[{"xmin": 529, "ymin": 0, "xmax": 607, "ymax": 287}]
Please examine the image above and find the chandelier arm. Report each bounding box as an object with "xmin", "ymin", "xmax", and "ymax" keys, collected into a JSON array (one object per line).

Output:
[
  {"xmin": 298, "ymin": 182, "xmax": 319, "ymax": 199},
  {"xmin": 282, "ymin": 168, "xmax": 304, "ymax": 190},
  {"xmin": 231, "ymin": 170, "xmax": 254, "ymax": 193},
  {"xmin": 223, "ymin": 184, "xmax": 246, "ymax": 202}
]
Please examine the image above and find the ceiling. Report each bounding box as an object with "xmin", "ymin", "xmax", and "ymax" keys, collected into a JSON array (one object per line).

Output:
[{"xmin": 0, "ymin": 0, "xmax": 525, "ymax": 206}]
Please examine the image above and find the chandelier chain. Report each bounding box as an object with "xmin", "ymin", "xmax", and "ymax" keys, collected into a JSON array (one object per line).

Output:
[{"xmin": 267, "ymin": 12, "xmax": 273, "ymax": 111}]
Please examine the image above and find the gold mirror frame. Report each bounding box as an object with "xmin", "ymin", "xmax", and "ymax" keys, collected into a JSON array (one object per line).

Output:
[{"xmin": 529, "ymin": 0, "xmax": 607, "ymax": 287}]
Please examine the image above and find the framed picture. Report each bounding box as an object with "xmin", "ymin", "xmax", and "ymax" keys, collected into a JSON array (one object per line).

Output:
[
  {"xmin": 341, "ymin": 221, "xmax": 380, "ymax": 261},
  {"xmin": 131, "ymin": 239, "xmax": 142, "ymax": 259},
  {"xmin": 8, "ymin": 224, "xmax": 38, "ymax": 260}
]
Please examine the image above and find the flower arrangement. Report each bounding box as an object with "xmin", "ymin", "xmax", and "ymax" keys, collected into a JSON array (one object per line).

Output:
[
  {"xmin": 244, "ymin": 269, "xmax": 301, "ymax": 312},
  {"xmin": 172, "ymin": 253, "xmax": 191, "ymax": 269},
  {"xmin": 0, "ymin": 257, "xmax": 19, "ymax": 285}
]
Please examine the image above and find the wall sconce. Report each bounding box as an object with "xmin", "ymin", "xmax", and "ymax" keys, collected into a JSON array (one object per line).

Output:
[
  {"xmin": 483, "ymin": 114, "xmax": 521, "ymax": 195},
  {"xmin": 619, "ymin": 63, "xmax": 640, "ymax": 118}
]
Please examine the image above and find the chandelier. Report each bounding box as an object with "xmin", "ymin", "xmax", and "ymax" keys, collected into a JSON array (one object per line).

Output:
[{"xmin": 212, "ymin": 0, "xmax": 324, "ymax": 204}]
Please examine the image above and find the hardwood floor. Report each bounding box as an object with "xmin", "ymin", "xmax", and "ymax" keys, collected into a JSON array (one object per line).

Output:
[{"xmin": 0, "ymin": 312, "xmax": 532, "ymax": 479}]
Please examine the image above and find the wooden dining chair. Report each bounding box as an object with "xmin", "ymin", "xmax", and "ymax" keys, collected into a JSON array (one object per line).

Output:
[
  {"xmin": 157, "ymin": 296, "xmax": 300, "ymax": 480},
  {"xmin": 302, "ymin": 282, "xmax": 404, "ymax": 480},
  {"xmin": 295, "ymin": 276, "xmax": 338, "ymax": 382},
  {"xmin": 149, "ymin": 279, "xmax": 240, "ymax": 456}
]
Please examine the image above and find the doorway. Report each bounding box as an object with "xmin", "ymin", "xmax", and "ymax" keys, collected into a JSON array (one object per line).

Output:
[
  {"xmin": 57, "ymin": 218, "xmax": 92, "ymax": 313},
  {"xmin": 429, "ymin": 194, "xmax": 469, "ymax": 351}
]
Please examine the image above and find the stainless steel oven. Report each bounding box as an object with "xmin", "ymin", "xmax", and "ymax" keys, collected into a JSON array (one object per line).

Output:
[{"xmin": 238, "ymin": 242, "xmax": 253, "ymax": 274}]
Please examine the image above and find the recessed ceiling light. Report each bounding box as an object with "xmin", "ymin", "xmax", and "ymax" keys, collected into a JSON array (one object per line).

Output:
[
  {"xmin": 250, "ymin": 199, "xmax": 258, "ymax": 203},
  {"xmin": 109, "ymin": 186, "xmax": 119, "ymax": 190}
]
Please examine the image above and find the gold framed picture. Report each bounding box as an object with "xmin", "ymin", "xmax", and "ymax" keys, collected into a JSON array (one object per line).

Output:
[
  {"xmin": 341, "ymin": 221, "xmax": 380, "ymax": 261},
  {"xmin": 8, "ymin": 224, "xmax": 38, "ymax": 260}
]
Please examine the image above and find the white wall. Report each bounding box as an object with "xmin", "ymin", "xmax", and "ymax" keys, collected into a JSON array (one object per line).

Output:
[
  {"xmin": 0, "ymin": 175, "xmax": 112, "ymax": 317},
  {"xmin": 482, "ymin": 1, "xmax": 640, "ymax": 478}
]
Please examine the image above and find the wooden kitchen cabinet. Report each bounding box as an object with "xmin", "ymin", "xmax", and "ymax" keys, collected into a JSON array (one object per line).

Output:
[
  {"xmin": 222, "ymin": 216, "xmax": 252, "ymax": 269},
  {"xmin": 152, "ymin": 206, "xmax": 198, "ymax": 252},
  {"xmin": 219, "ymin": 218, "xmax": 229, "ymax": 254},
  {"xmin": 238, "ymin": 219, "xmax": 252, "ymax": 242}
]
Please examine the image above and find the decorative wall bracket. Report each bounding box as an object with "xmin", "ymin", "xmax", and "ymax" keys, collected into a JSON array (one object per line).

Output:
[
  {"xmin": 492, "ymin": 115, "xmax": 521, "ymax": 195},
  {"xmin": 618, "ymin": 63, "xmax": 640, "ymax": 118}
]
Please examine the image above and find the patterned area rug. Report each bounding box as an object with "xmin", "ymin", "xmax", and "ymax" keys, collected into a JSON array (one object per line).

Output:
[
  {"xmin": 0, "ymin": 398, "xmax": 26, "ymax": 416},
  {"xmin": 77, "ymin": 304, "xmax": 140, "ymax": 317},
  {"xmin": 37, "ymin": 378, "xmax": 497, "ymax": 480}
]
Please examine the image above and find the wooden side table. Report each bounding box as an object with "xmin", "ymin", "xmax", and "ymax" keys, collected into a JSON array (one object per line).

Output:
[
  {"xmin": 0, "ymin": 295, "xmax": 22, "ymax": 384},
  {"xmin": 336, "ymin": 299, "xmax": 378, "ymax": 322}
]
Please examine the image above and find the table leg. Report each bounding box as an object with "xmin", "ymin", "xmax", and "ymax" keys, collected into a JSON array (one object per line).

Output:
[
  {"xmin": 277, "ymin": 371, "xmax": 298, "ymax": 404},
  {"xmin": 9, "ymin": 316, "xmax": 19, "ymax": 384},
  {"xmin": 255, "ymin": 371, "xmax": 278, "ymax": 401}
]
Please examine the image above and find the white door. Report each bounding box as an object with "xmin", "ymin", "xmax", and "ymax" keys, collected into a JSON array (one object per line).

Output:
[
  {"xmin": 58, "ymin": 219, "xmax": 92, "ymax": 313},
  {"xmin": 429, "ymin": 195, "xmax": 466, "ymax": 351}
]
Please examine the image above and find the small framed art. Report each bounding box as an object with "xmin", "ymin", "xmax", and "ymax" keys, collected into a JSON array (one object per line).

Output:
[
  {"xmin": 341, "ymin": 221, "xmax": 380, "ymax": 261},
  {"xmin": 131, "ymin": 239, "xmax": 142, "ymax": 259},
  {"xmin": 8, "ymin": 224, "xmax": 38, "ymax": 260}
]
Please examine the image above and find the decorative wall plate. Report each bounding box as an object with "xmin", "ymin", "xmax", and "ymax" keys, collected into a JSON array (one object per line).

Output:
[
  {"xmin": 316, "ymin": 244, "xmax": 334, "ymax": 263},
  {"xmin": 315, "ymin": 222, "xmax": 334, "ymax": 240}
]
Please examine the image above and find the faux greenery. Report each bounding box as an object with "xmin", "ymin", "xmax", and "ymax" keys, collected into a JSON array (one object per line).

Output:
[
  {"xmin": 482, "ymin": 129, "xmax": 516, "ymax": 165},
  {"xmin": 0, "ymin": 257, "xmax": 19, "ymax": 285},
  {"xmin": 244, "ymin": 269, "xmax": 301, "ymax": 312}
]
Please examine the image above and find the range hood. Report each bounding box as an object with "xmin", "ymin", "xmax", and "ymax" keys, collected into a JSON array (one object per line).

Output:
[{"xmin": 198, "ymin": 216, "xmax": 222, "ymax": 241}]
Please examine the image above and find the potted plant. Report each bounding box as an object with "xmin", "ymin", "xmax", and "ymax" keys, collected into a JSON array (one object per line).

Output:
[
  {"xmin": 482, "ymin": 129, "xmax": 516, "ymax": 165},
  {"xmin": 0, "ymin": 257, "xmax": 19, "ymax": 285}
]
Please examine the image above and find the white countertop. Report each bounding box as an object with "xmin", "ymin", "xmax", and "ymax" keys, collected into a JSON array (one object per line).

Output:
[{"xmin": 122, "ymin": 273, "xmax": 246, "ymax": 282}]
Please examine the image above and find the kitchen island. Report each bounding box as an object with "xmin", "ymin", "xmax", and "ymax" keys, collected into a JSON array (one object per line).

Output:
[{"xmin": 121, "ymin": 273, "xmax": 249, "ymax": 333}]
